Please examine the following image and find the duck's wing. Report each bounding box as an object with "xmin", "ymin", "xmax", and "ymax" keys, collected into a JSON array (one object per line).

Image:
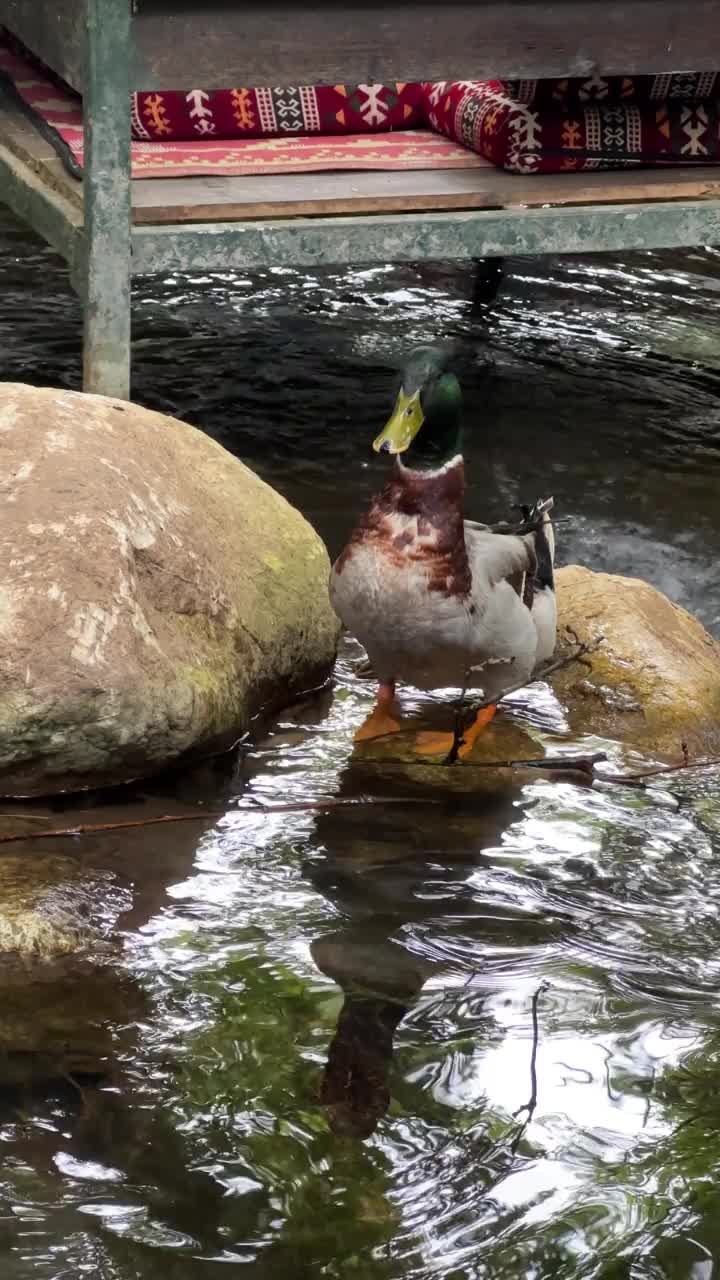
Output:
[
  {"xmin": 464, "ymin": 523, "xmax": 537, "ymax": 598},
  {"xmin": 465, "ymin": 497, "xmax": 555, "ymax": 596}
]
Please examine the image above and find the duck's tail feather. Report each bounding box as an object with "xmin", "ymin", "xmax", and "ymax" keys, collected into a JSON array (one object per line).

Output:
[
  {"xmin": 534, "ymin": 498, "xmax": 555, "ymax": 590},
  {"xmin": 519, "ymin": 498, "xmax": 557, "ymax": 665},
  {"xmin": 519, "ymin": 497, "xmax": 555, "ymax": 591}
]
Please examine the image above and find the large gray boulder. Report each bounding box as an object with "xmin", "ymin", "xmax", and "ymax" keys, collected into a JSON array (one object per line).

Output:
[{"xmin": 0, "ymin": 384, "xmax": 338, "ymax": 795}]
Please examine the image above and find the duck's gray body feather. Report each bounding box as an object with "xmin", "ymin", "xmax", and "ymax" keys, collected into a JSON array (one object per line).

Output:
[{"xmin": 330, "ymin": 459, "xmax": 556, "ymax": 700}]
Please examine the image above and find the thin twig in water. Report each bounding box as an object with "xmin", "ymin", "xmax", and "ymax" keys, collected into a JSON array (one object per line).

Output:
[
  {"xmin": 443, "ymin": 633, "xmax": 603, "ymax": 762},
  {"xmin": 361, "ymin": 637, "xmax": 604, "ymax": 750},
  {"xmin": 0, "ymin": 796, "xmax": 438, "ymax": 846},
  {"xmin": 445, "ymin": 677, "xmax": 476, "ymax": 765},
  {"xmin": 513, "ymin": 981, "xmax": 549, "ymax": 1127},
  {"xmin": 486, "ymin": 636, "xmax": 603, "ymax": 708},
  {"xmin": 0, "ymin": 813, "xmax": 53, "ymax": 822},
  {"xmin": 603, "ymin": 746, "xmax": 720, "ymax": 786},
  {"xmin": 446, "ymin": 697, "xmax": 469, "ymax": 765},
  {"xmin": 368, "ymin": 751, "xmax": 607, "ymax": 776},
  {"xmin": 365, "ymin": 748, "xmax": 720, "ymax": 796}
]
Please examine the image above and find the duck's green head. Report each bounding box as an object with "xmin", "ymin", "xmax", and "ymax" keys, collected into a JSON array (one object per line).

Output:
[{"xmin": 373, "ymin": 346, "xmax": 462, "ymax": 469}]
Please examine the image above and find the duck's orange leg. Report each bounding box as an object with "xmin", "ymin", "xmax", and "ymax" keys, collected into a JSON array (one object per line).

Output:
[
  {"xmin": 415, "ymin": 703, "xmax": 498, "ymax": 758},
  {"xmin": 354, "ymin": 681, "xmax": 402, "ymax": 742}
]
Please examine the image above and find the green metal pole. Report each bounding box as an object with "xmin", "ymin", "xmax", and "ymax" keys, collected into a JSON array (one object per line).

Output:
[{"xmin": 82, "ymin": 0, "xmax": 132, "ymax": 399}]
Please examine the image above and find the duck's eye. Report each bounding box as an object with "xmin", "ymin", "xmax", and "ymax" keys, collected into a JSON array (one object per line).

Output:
[{"xmin": 405, "ymin": 406, "xmax": 413, "ymax": 417}]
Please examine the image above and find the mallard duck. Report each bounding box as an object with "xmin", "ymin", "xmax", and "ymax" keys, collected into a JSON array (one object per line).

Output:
[{"xmin": 329, "ymin": 346, "xmax": 557, "ymax": 754}]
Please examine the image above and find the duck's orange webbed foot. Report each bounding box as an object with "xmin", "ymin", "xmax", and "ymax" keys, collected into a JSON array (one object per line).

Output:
[
  {"xmin": 354, "ymin": 682, "xmax": 401, "ymax": 742},
  {"xmin": 415, "ymin": 703, "xmax": 498, "ymax": 758}
]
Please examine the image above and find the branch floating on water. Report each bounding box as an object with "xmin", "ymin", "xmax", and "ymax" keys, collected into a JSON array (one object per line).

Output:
[
  {"xmin": 360, "ymin": 636, "xmax": 604, "ymax": 751},
  {"xmin": 371, "ymin": 751, "xmax": 608, "ymax": 776},
  {"xmin": 373, "ymin": 749, "xmax": 720, "ymax": 789},
  {"xmin": 602, "ymin": 743, "xmax": 720, "ymax": 786},
  {"xmin": 0, "ymin": 795, "xmax": 439, "ymax": 846},
  {"xmin": 511, "ymin": 981, "xmax": 550, "ymax": 1152}
]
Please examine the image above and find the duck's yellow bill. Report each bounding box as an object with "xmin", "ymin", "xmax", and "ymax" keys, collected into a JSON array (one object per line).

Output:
[{"xmin": 372, "ymin": 389, "xmax": 425, "ymax": 454}]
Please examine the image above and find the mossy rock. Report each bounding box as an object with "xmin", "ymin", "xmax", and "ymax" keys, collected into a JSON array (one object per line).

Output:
[
  {"xmin": 552, "ymin": 565, "xmax": 720, "ymax": 760},
  {"xmin": 0, "ymin": 383, "xmax": 339, "ymax": 796}
]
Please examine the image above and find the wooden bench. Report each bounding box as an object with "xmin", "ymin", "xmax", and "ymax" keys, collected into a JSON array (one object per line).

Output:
[{"xmin": 1, "ymin": 0, "xmax": 719, "ymax": 400}]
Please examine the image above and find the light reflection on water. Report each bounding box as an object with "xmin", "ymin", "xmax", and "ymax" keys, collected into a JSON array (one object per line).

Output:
[{"xmin": 2, "ymin": 212, "xmax": 720, "ymax": 1277}]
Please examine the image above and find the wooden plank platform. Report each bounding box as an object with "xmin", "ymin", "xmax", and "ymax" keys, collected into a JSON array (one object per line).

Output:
[
  {"xmin": 0, "ymin": 103, "xmax": 82, "ymax": 206},
  {"xmin": 1, "ymin": 0, "xmax": 720, "ymax": 398},
  {"xmin": 2, "ymin": 0, "xmax": 719, "ymax": 92},
  {"xmin": 132, "ymin": 166, "xmax": 720, "ymax": 226},
  {"xmin": 4, "ymin": 100, "xmax": 720, "ymax": 229},
  {"xmin": 5, "ymin": 94, "xmax": 720, "ymax": 281},
  {"xmin": 0, "ymin": 106, "xmax": 83, "ymax": 274}
]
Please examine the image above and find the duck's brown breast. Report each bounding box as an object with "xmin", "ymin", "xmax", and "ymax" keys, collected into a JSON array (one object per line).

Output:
[{"xmin": 333, "ymin": 458, "xmax": 471, "ymax": 601}]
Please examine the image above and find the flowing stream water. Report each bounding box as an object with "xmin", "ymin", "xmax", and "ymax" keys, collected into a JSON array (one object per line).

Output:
[{"xmin": 2, "ymin": 212, "xmax": 720, "ymax": 1279}]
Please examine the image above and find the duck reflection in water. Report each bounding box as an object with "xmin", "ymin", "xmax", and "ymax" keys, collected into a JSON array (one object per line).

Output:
[
  {"xmin": 305, "ymin": 723, "xmax": 547, "ymax": 1138},
  {"xmin": 312, "ymin": 925, "xmax": 426, "ymax": 1139}
]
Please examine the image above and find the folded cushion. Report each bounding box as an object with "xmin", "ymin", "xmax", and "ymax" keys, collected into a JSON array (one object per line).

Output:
[
  {"xmin": 500, "ymin": 72, "xmax": 720, "ymax": 108},
  {"xmin": 423, "ymin": 79, "xmax": 720, "ymax": 173},
  {"xmin": 132, "ymin": 82, "xmax": 425, "ymax": 141}
]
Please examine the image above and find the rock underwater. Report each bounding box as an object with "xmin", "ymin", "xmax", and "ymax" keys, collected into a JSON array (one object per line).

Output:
[{"xmin": 0, "ymin": 384, "xmax": 339, "ymax": 796}]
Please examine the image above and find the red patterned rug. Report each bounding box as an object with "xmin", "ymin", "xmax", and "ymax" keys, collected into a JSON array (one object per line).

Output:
[{"xmin": 0, "ymin": 43, "xmax": 488, "ymax": 178}]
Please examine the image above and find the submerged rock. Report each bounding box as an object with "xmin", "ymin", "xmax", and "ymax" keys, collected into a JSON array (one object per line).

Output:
[
  {"xmin": 0, "ymin": 962, "xmax": 145, "ymax": 1087},
  {"xmin": 553, "ymin": 565, "xmax": 720, "ymax": 759},
  {"xmin": 0, "ymin": 854, "xmax": 129, "ymax": 957},
  {"xmin": 0, "ymin": 384, "xmax": 338, "ymax": 795}
]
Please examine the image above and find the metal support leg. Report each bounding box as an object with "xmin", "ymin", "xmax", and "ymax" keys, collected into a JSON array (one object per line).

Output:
[
  {"xmin": 82, "ymin": 0, "xmax": 132, "ymax": 398},
  {"xmin": 471, "ymin": 257, "xmax": 504, "ymax": 311}
]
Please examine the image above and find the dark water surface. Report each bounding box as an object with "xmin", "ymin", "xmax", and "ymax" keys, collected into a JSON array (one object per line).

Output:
[{"xmin": 2, "ymin": 213, "xmax": 720, "ymax": 1279}]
